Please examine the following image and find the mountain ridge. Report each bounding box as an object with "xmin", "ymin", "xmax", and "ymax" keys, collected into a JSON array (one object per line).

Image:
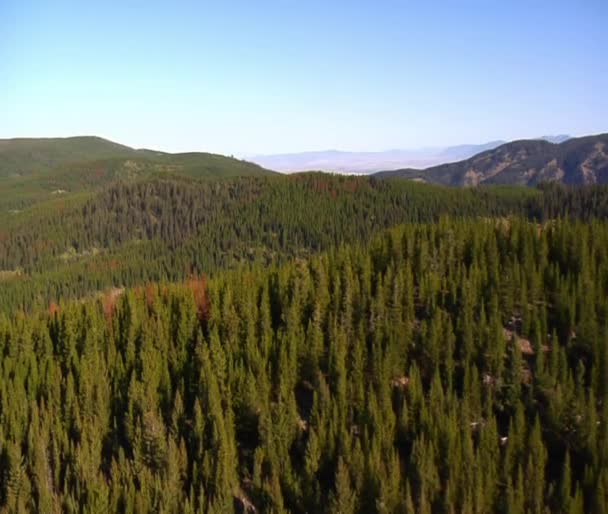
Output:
[{"xmin": 374, "ymin": 133, "xmax": 608, "ymax": 186}]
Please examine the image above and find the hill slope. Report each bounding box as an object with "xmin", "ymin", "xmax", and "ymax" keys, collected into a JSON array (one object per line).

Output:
[
  {"xmin": 0, "ymin": 136, "xmax": 274, "ymax": 210},
  {"xmin": 0, "ymin": 174, "xmax": 545, "ymax": 313},
  {"xmin": 0, "ymin": 217, "xmax": 606, "ymax": 512},
  {"xmin": 0, "ymin": 136, "xmax": 141, "ymax": 178},
  {"xmin": 375, "ymin": 133, "xmax": 608, "ymax": 186}
]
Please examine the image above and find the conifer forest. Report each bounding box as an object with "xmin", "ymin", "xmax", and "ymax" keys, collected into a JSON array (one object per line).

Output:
[{"xmin": 1, "ymin": 170, "xmax": 608, "ymax": 513}]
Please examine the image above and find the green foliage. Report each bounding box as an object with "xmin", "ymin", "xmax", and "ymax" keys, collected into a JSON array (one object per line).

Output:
[
  {"xmin": 0, "ymin": 136, "xmax": 272, "ymax": 211},
  {"xmin": 0, "ymin": 217, "xmax": 607, "ymax": 512},
  {"xmin": 0, "ymin": 173, "xmax": 542, "ymax": 314}
]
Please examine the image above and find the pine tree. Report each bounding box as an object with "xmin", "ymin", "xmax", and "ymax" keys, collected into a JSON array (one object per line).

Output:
[{"xmin": 329, "ymin": 457, "xmax": 357, "ymax": 514}]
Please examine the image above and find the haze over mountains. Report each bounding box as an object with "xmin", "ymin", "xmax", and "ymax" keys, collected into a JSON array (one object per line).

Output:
[{"xmin": 249, "ymin": 135, "xmax": 571, "ymax": 173}]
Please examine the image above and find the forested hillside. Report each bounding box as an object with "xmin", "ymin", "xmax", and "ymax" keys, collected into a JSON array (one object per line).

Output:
[
  {"xmin": 3, "ymin": 175, "xmax": 608, "ymax": 315},
  {"xmin": 0, "ymin": 175, "xmax": 541, "ymax": 314},
  {"xmin": 2, "ymin": 149, "xmax": 608, "ymax": 513},
  {"xmin": 1, "ymin": 218, "xmax": 607, "ymax": 513}
]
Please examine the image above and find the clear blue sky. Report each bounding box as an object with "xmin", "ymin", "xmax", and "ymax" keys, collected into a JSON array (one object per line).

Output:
[{"xmin": 1, "ymin": 0, "xmax": 607, "ymax": 154}]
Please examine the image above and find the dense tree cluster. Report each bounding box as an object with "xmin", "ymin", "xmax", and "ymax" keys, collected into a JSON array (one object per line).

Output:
[
  {"xmin": 0, "ymin": 175, "xmax": 538, "ymax": 313},
  {"xmin": 531, "ymin": 182, "xmax": 608, "ymax": 221},
  {"xmin": 1, "ymin": 175, "xmax": 536, "ymax": 271},
  {"xmin": 1, "ymin": 217, "xmax": 607, "ymax": 513},
  {"xmin": 3, "ymin": 177, "xmax": 608, "ymax": 316}
]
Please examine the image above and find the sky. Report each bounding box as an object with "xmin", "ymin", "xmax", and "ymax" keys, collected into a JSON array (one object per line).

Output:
[{"xmin": 1, "ymin": 0, "xmax": 607, "ymax": 155}]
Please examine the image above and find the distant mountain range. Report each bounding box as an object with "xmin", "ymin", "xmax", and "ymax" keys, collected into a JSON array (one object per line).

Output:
[
  {"xmin": 374, "ymin": 134, "xmax": 608, "ymax": 186},
  {"xmin": 249, "ymin": 136, "xmax": 571, "ymax": 173}
]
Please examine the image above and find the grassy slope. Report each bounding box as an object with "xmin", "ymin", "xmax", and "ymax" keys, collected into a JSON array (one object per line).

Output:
[
  {"xmin": 0, "ymin": 136, "xmax": 139, "ymax": 178},
  {"xmin": 0, "ymin": 136, "xmax": 275, "ymax": 211}
]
